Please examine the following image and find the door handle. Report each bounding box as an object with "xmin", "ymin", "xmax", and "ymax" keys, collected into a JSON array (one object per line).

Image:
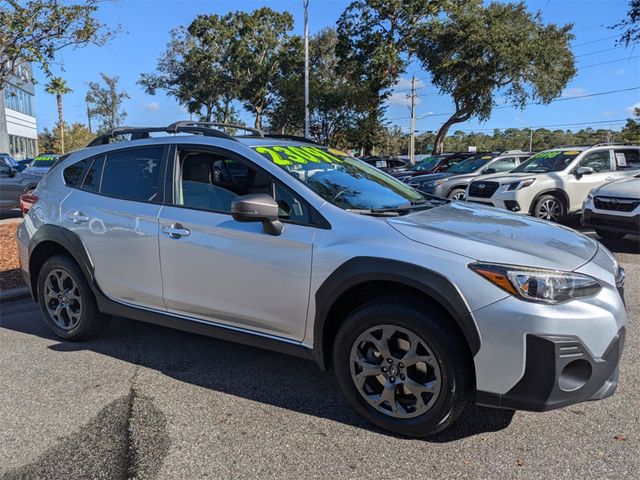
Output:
[
  {"xmin": 162, "ymin": 223, "xmax": 190, "ymax": 239},
  {"xmin": 605, "ymin": 176, "xmax": 614, "ymax": 181},
  {"xmin": 67, "ymin": 211, "xmax": 89, "ymax": 223}
]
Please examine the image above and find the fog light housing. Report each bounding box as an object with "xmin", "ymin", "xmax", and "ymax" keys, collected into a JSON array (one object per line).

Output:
[
  {"xmin": 504, "ymin": 200, "xmax": 520, "ymax": 212},
  {"xmin": 559, "ymin": 359, "xmax": 592, "ymax": 392}
]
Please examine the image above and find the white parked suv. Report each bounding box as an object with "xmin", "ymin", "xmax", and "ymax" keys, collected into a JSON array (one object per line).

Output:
[
  {"xmin": 465, "ymin": 144, "xmax": 640, "ymax": 221},
  {"xmin": 582, "ymin": 175, "xmax": 640, "ymax": 239}
]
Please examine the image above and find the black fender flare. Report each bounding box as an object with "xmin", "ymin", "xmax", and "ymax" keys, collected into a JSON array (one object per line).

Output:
[
  {"xmin": 312, "ymin": 257, "xmax": 481, "ymax": 369},
  {"xmin": 27, "ymin": 225, "xmax": 97, "ymax": 297}
]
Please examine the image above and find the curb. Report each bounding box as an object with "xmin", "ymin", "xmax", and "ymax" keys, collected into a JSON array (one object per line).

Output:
[{"xmin": 0, "ymin": 286, "xmax": 31, "ymax": 303}]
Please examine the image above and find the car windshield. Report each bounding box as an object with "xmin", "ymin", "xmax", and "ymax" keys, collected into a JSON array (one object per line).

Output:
[
  {"xmin": 413, "ymin": 157, "xmax": 440, "ymax": 172},
  {"xmin": 511, "ymin": 150, "xmax": 579, "ymax": 173},
  {"xmin": 30, "ymin": 155, "xmax": 58, "ymax": 167},
  {"xmin": 253, "ymin": 145, "xmax": 424, "ymax": 211},
  {"xmin": 448, "ymin": 155, "xmax": 495, "ymax": 174}
]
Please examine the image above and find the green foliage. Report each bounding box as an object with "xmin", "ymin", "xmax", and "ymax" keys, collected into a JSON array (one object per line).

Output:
[
  {"xmin": 415, "ymin": 0, "xmax": 575, "ymax": 153},
  {"xmin": 38, "ymin": 122, "xmax": 94, "ymax": 154},
  {"xmin": 621, "ymin": 107, "xmax": 640, "ymax": 143},
  {"xmin": 0, "ymin": 0, "xmax": 115, "ymax": 90},
  {"xmin": 44, "ymin": 76, "xmax": 73, "ymax": 152},
  {"xmin": 336, "ymin": 0, "xmax": 446, "ymax": 153},
  {"xmin": 85, "ymin": 73, "xmax": 130, "ymax": 133},
  {"xmin": 139, "ymin": 14, "xmax": 241, "ymax": 123},
  {"xmin": 612, "ymin": 0, "xmax": 640, "ymax": 46}
]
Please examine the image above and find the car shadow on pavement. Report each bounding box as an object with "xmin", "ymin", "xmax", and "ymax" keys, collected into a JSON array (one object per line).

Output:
[{"xmin": 2, "ymin": 307, "xmax": 514, "ymax": 442}]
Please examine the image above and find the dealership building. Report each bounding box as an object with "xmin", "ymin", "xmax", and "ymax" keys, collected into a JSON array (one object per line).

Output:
[{"xmin": 0, "ymin": 64, "xmax": 38, "ymax": 160}]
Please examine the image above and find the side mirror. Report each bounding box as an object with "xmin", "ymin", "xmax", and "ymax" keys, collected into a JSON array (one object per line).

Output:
[
  {"xmin": 575, "ymin": 166, "xmax": 594, "ymax": 178},
  {"xmin": 483, "ymin": 168, "xmax": 496, "ymax": 175},
  {"xmin": 231, "ymin": 194, "xmax": 284, "ymax": 236}
]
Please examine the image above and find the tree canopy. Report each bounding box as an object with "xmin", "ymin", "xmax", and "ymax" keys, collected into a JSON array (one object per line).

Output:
[
  {"xmin": 414, "ymin": 0, "xmax": 575, "ymax": 153},
  {"xmin": 0, "ymin": 0, "xmax": 115, "ymax": 90},
  {"xmin": 85, "ymin": 73, "xmax": 129, "ymax": 133}
]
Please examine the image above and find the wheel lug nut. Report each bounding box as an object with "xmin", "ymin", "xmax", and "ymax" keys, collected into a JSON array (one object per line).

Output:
[
  {"xmin": 381, "ymin": 366, "xmax": 387, "ymax": 372},
  {"xmin": 387, "ymin": 358, "xmax": 393, "ymax": 364},
  {"xmin": 400, "ymin": 374, "xmax": 406, "ymax": 380},
  {"xmin": 389, "ymin": 376, "xmax": 396, "ymax": 383},
  {"xmin": 399, "ymin": 362, "xmax": 404, "ymax": 368}
]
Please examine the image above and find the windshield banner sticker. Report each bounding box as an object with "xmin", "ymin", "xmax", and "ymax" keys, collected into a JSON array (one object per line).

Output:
[
  {"xmin": 255, "ymin": 146, "xmax": 345, "ymax": 166},
  {"xmin": 532, "ymin": 151, "xmax": 562, "ymax": 159}
]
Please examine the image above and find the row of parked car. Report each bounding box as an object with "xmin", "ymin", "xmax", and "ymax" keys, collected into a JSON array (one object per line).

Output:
[
  {"xmin": 365, "ymin": 144, "xmax": 639, "ymax": 240},
  {"xmin": 0, "ymin": 153, "xmax": 58, "ymax": 212}
]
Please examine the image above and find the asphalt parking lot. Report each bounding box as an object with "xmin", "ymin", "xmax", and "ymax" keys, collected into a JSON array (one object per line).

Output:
[{"xmin": 0, "ymin": 224, "xmax": 638, "ymax": 480}]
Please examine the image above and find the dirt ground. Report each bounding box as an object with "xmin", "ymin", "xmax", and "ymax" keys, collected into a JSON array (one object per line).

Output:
[{"xmin": 0, "ymin": 223, "xmax": 24, "ymax": 290}]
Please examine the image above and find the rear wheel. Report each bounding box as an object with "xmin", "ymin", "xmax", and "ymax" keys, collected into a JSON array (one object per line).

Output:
[
  {"xmin": 448, "ymin": 188, "xmax": 466, "ymax": 201},
  {"xmin": 37, "ymin": 255, "xmax": 109, "ymax": 341},
  {"xmin": 533, "ymin": 194, "xmax": 564, "ymax": 222},
  {"xmin": 595, "ymin": 229, "xmax": 626, "ymax": 240},
  {"xmin": 333, "ymin": 299, "xmax": 472, "ymax": 437}
]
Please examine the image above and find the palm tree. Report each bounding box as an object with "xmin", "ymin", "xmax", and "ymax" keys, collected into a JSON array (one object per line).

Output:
[{"xmin": 45, "ymin": 77, "xmax": 73, "ymax": 153}]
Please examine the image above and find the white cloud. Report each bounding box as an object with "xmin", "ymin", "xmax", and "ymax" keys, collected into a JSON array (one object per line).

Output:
[
  {"xmin": 561, "ymin": 87, "xmax": 588, "ymax": 98},
  {"xmin": 626, "ymin": 102, "xmax": 640, "ymax": 115},
  {"xmin": 143, "ymin": 102, "xmax": 161, "ymax": 112}
]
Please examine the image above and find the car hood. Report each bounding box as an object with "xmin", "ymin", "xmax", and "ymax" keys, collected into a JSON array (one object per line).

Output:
[
  {"xmin": 408, "ymin": 172, "xmax": 454, "ymax": 183},
  {"xmin": 387, "ymin": 202, "xmax": 598, "ymax": 270},
  {"xmin": 473, "ymin": 172, "xmax": 539, "ymax": 184},
  {"xmin": 595, "ymin": 177, "xmax": 640, "ymax": 198}
]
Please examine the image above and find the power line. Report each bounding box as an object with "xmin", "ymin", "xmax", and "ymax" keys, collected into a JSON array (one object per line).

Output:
[
  {"xmin": 575, "ymin": 46, "xmax": 625, "ymax": 58},
  {"xmin": 572, "ymin": 34, "xmax": 619, "ymax": 47},
  {"xmin": 412, "ymin": 118, "xmax": 628, "ymax": 134},
  {"xmin": 387, "ymin": 86, "xmax": 640, "ymax": 121},
  {"xmin": 579, "ymin": 56, "xmax": 640, "ymax": 69}
]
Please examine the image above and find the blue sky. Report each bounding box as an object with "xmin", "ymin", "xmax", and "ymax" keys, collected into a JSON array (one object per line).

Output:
[{"xmin": 33, "ymin": 0, "xmax": 640, "ymax": 135}]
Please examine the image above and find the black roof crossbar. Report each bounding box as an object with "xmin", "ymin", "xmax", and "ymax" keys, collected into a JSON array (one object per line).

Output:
[
  {"xmin": 261, "ymin": 133, "xmax": 324, "ymax": 145},
  {"xmin": 168, "ymin": 121, "xmax": 265, "ymax": 137},
  {"xmin": 86, "ymin": 122, "xmax": 239, "ymax": 147}
]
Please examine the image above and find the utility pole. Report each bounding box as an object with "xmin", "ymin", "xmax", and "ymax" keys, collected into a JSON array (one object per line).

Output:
[
  {"xmin": 528, "ymin": 128, "xmax": 533, "ymax": 152},
  {"xmin": 303, "ymin": 0, "xmax": 310, "ymax": 138},
  {"xmin": 409, "ymin": 75, "xmax": 416, "ymax": 164}
]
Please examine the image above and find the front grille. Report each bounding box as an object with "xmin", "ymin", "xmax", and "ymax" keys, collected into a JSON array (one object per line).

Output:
[
  {"xmin": 590, "ymin": 216, "xmax": 638, "ymax": 229},
  {"xmin": 594, "ymin": 196, "xmax": 639, "ymax": 212},
  {"xmin": 468, "ymin": 181, "xmax": 499, "ymax": 198}
]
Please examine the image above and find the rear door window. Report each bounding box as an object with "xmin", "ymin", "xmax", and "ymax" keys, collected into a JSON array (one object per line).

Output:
[
  {"xmin": 100, "ymin": 147, "xmax": 164, "ymax": 202},
  {"xmin": 613, "ymin": 149, "xmax": 640, "ymax": 170},
  {"xmin": 63, "ymin": 158, "xmax": 90, "ymax": 187}
]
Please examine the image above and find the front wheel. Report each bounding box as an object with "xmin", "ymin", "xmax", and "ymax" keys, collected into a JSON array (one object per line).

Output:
[
  {"xmin": 595, "ymin": 229, "xmax": 626, "ymax": 240},
  {"xmin": 333, "ymin": 299, "xmax": 472, "ymax": 437},
  {"xmin": 448, "ymin": 188, "xmax": 466, "ymax": 201},
  {"xmin": 533, "ymin": 194, "xmax": 564, "ymax": 222}
]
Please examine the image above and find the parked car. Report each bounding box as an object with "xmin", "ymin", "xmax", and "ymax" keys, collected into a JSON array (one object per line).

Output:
[
  {"xmin": 407, "ymin": 151, "xmax": 532, "ymax": 200},
  {"xmin": 18, "ymin": 122, "xmax": 626, "ymax": 437},
  {"xmin": 393, "ymin": 152, "xmax": 479, "ymax": 181},
  {"xmin": 361, "ymin": 156, "xmax": 411, "ymax": 174},
  {"xmin": 0, "ymin": 159, "xmax": 41, "ymax": 212},
  {"xmin": 582, "ymin": 175, "xmax": 640, "ymax": 239},
  {"xmin": 17, "ymin": 158, "xmax": 34, "ymax": 171},
  {"xmin": 23, "ymin": 153, "xmax": 60, "ymax": 177},
  {"xmin": 1, "ymin": 152, "xmax": 26, "ymax": 172},
  {"xmin": 465, "ymin": 144, "xmax": 640, "ymax": 221}
]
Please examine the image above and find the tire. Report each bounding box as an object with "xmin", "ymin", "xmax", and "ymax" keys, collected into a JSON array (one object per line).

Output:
[
  {"xmin": 333, "ymin": 298, "xmax": 472, "ymax": 437},
  {"xmin": 447, "ymin": 188, "xmax": 466, "ymax": 201},
  {"xmin": 595, "ymin": 229, "xmax": 626, "ymax": 240},
  {"xmin": 37, "ymin": 255, "xmax": 109, "ymax": 341},
  {"xmin": 533, "ymin": 194, "xmax": 564, "ymax": 222}
]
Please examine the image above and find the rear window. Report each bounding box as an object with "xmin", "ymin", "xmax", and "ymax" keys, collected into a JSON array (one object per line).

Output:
[{"xmin": 100, "ymin": 147, "xmax": 163, "ymax": 202}]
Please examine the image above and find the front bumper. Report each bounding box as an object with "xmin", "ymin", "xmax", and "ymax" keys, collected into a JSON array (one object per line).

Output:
[
  {"xmin": 582, "ymin": 208, "xmax": 640, "ymax": 235},
  {"xmin": 477, "ymin": 329, "xmax": 625, "ymax": 411}
]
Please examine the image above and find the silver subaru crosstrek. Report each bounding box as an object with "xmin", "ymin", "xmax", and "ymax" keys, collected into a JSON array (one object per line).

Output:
[{"xmin": 17, "ymin": 122, "xmax": 627, "ymax": 437}]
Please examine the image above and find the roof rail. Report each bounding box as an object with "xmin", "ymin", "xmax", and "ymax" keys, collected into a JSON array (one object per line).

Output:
[
  {"xmin": 86, "ymin": 122, "xmax": 239, "ymax": 147},
  {"xmin": 591, "ymin": 141, "xmax": 638, "ymax": 147},
  {"xmin": 168, "ymin": 121, "xmax": 264, "ymax": 137}
]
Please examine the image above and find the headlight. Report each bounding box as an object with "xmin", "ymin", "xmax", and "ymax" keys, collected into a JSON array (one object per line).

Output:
[
  {"xmin": 506, "ymin": 178, "xmax": 536, "ymax": 191},
  {"xmin": 586, "ymin": 189, "xmax": 596, "ymax": 200},
  {"xmin": 469, "ymin": 263, "xmax": 601, "ymax": 304}
]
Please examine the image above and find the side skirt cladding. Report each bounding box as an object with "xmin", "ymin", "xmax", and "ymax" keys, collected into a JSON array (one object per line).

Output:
[{"xmin": 312, "ymin": 257, "xmax": 481, "ymax": 370}]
